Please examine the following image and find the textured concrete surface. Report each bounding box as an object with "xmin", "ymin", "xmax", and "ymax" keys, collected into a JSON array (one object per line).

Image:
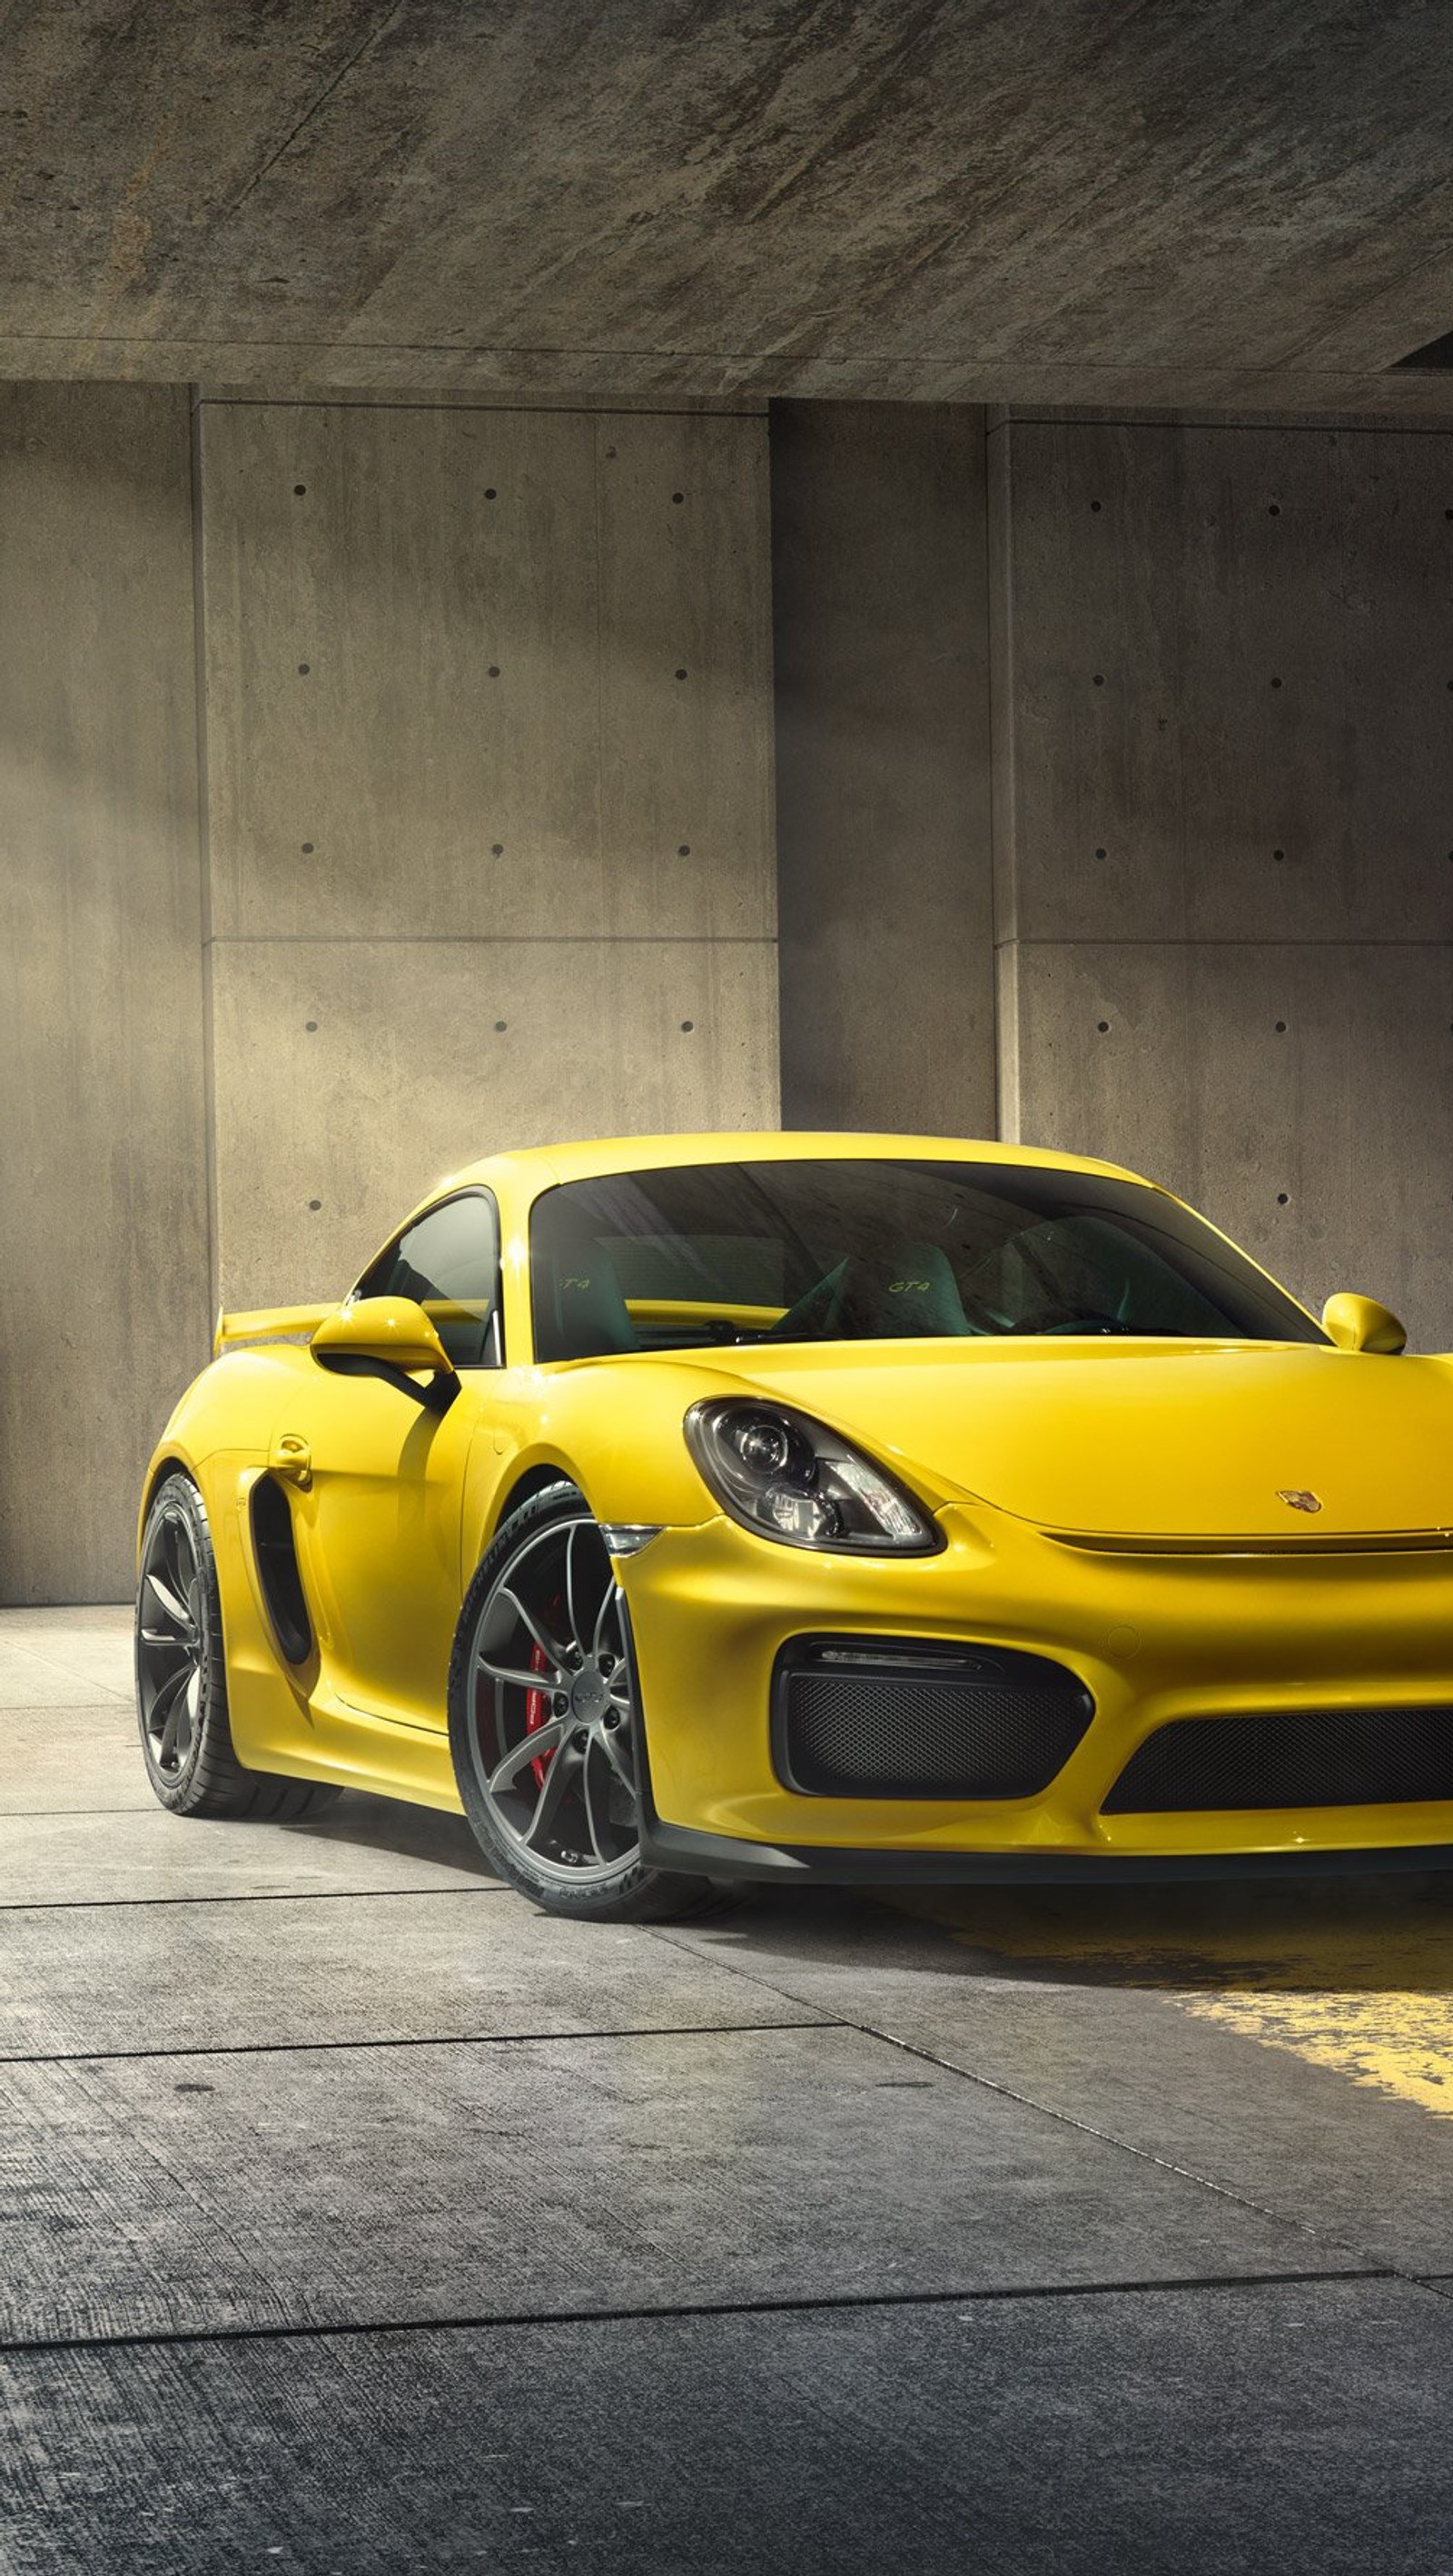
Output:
[
  {"xmin": 203, "ymin": 390, "xmax": 779, "ymax": 1318},
  {"xmin": 0, "ymin": 384, "xmax": 208, "ymax": 1604},
  {"xmin": 202, "ymin": 403, "xmax": 775, "ymax": 944},
  {"xmin": 989, "ymin": 418, "xmax": 1453, "ymax": 1347},
  {"xmin": 210, "ymin": 933, "xmax": 779, "ymax": 1310},
  {"xmin": 666, "ymin": 1886, "xmax": 1453, "ymax": 2278},
  {"xmin": 1003, "ymin": 938, "xmax": 1453, "ymax": 1349},
  {"xmin": 5, "ymin": 1608, "xmax": 1453, "ymax": 2571},
  {"xmin": 6, "ymin": 3, "xmax": 1453, "ymax": 417},
  {"xmin": 773, "ymin": 401, "xmax": 995, "ymax": 1137},
  {"xmin": 8, "ymin": 2285, "xmax": 1453, "ymax": 2576}
]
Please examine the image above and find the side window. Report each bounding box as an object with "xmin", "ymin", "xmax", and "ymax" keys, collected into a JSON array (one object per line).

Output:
[{"xmin": 356, "ymin": 1192, "xmax": 503, "ymax": 1368}]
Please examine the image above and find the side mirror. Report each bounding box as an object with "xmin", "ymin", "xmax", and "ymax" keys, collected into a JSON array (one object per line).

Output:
[
  {"xmin": 1321, "ymin": 1292, "xmax": 1407, "ymax": 1355},
  {"xmin": 311, "ymin": 1296, "xmax": 456, "ymax": 1378}
]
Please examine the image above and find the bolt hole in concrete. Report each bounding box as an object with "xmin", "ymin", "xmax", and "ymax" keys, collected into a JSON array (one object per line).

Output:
[
  {"xmin": 1096, "ymin": 1020, "xmax": 1111, "ymax": 1032},
  {"xmin": 308, "ymin": 1199, "xmax": 322, "ymax": 1211},
  {"xmin": 1273, "ymin": 847, "xmax": 1285, "ymax": 861},
  {"xmin": 491, "ymin": 843, "xmax": 504, "ymax": 856},
  {"xmin": 680, "ymin": 1021, "xmax": 695, "ymax": 1032},
  {"xmin": 301, "ymin": 841, "xmax": 314, "ymax": 854},
  {"xmin": 1277, "ymin": 1191, "xmax": 1290, "ymax": 1204}
]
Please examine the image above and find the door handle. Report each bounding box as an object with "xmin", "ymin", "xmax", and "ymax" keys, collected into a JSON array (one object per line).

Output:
[{"xmin": 271, "ymin": 1433, "xmax": 312, "ymax": 1490}]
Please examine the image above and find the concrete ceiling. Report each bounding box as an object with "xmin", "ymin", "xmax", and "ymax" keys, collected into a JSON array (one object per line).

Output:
[{"xmin": 5, "ymin": 0, "xmax": 1453, "ymax": 411}]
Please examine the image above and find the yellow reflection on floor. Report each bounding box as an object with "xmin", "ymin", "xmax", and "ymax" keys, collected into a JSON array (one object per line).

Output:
[{"xmin": 894, "ymin": 1880, "xmax": 1453, "ymax": 2120}]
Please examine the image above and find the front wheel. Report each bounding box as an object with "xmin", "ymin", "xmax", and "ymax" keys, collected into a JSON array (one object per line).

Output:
[{"xmin": 448, "ymin": 1484, "xmax": 715, "ymax": 1921}]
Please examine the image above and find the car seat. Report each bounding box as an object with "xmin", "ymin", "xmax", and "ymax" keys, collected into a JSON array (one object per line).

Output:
[{"xmin": 533, "ymin": 1219, "xmax": 639, "ymax": 1360}]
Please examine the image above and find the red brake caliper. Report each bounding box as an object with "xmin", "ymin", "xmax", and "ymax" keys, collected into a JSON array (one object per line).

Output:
[
  {"xmin": 524, "ymin": 1644, "xmax": 554, "ymax": 1790},
  {"xmin": 524, "ymin": 1592, "xmax": 568, "ymax": 1791}
]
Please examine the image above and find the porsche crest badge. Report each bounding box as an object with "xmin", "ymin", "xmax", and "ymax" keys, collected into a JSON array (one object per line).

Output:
[{"xmin": 1276, "ymin": 1489, "xmax": 1322, "ymax": 1514}]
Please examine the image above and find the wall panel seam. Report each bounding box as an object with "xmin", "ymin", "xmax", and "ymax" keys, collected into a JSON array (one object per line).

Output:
[
  {"xmin": 196, "ymin": 397, "xmax": 769, "ymax": 419},
  {"xmin": 203, "ymin": 933, "xmax": 781, "ymax": 949},
  {"xmin": 190, "ymin": 385, "xmax": 221, "ymax": 1322},
  {"xmin": 993, "ymin": 937, "xmax": 1453, "ymax": 952}
]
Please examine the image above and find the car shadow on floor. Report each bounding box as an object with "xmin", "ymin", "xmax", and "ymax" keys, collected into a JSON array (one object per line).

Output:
[
  {"xmin": 273, "ymin": 1788, "xmax": 498, "ymax": 1878},
  {"xmin": 657, "ymin": 1872, "xmax": 1453, "ymax": 2003},
  {"xmin": 266, "ymin": 1792, "xmax": 1453, "ymax": 1997}
]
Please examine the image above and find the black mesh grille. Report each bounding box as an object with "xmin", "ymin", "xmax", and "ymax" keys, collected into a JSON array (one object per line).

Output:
[
  {"xmin": 774, "ymin": 1638, "xmax": 1094, "ymax": 1800},
  {"xmin": 1103, "ymin": 1705, "xmax": 1453, "ymax": 1813}
]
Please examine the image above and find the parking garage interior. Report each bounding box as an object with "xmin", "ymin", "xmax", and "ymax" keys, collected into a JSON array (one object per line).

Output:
[{"xmin": 5, "ymin": 5, "xmax": 1453, "ymax": 2569}]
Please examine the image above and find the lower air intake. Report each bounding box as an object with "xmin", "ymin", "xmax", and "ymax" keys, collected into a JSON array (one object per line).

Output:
[
  {"xmin": 1102, "ymin": 1704, "xmax": 1453, "ymax": 1812},
  {"xmin": 773, "ymin": 1637, "xmax": 1094, "ymax": 1801}
]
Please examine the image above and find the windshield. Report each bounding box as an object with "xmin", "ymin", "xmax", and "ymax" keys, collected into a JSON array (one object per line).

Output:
[{"xmin": 529, "ymin": 1160, "xmax": 1325, "ymax": 1361}]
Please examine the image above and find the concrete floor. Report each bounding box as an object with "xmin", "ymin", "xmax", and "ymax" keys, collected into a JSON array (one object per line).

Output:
[{"xmin": 4, "ymin": 1612, "xmax": 1453, "ymax": 2572}]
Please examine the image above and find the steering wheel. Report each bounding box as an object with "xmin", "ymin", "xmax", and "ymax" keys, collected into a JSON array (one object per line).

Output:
[{"xmin": 1013, "ymin": 1303, "xmax": 1137, "ymax": 1337}]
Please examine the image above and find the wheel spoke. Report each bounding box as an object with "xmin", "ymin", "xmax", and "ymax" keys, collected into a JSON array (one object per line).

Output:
[
  {"xmin": 166, "ymin": 1664, "xmax": 201, "ymax": 1764},
  {"xmin": 489, "ymin": 1718, "xmax": 568, "ymax": 1797},
  {"xmin": 163, "ymin": 1514, "xmax": 194, "ymax": 1603},
  {"xmin": 500, "ymin": 1587, "xmax": 567, "ymax": 1673},
  {"xmin": 146, "ymin": 1658, "xmax": 188, "ymax": 1742},
  {"xmin": 145, "ymin": 1569, "xmax": 193, "ymax": 1632},
  {"xmin": 522, "ymin": 1743, "xmax": 579, "ymax": 1850},
  {"xmin": 578, "ymin": 1738, "xmax": 608, "ymax": 1863},
  {"xmin": 477, "ymin": 1656, "xmax": 557, "ymax": 1695},
  {"xmin": 592, "ymin": 1580, "xmax": 622, "ymax": 1663},
  {"xmin": 599, "ymin": 1723, "xmax": 636, "ymax": 1796},
  {"xmin": 140, "ymin": 1625, "xmax": 190, "ymax": 1659}
]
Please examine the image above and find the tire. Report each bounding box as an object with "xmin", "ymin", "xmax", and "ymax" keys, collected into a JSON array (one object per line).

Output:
[
  {"xmin": 449, "ymin": 1482, "xmax": 717, "ymax": 1922},
  {"xmin": 135, "ymin": 1471, "xmax": 341, "ymax": 1821}
]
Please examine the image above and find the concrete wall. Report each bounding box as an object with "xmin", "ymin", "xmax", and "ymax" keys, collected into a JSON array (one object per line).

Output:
[
  {"xmin": 990, "ymin": 417, "xmax": 1453, "ymax": 1348},
  {"xmin": 773, "ymin": 403, "xmax": 995, "ymax": 1135},
  {"xmin": 2, "ymin": 390, "xmax": 776, "ymax": 1601},
  {"xmin": 198, "ymin": 400, "xmax": 777, "ymax": 1310},
  {"xmin": 0, "ymin": 387, "xmax": 207, "ymax": 1604}
]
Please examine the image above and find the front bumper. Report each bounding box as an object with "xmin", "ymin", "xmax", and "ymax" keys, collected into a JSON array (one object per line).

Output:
[{"xmin": 621, "ymin": 1503, "xmax": 1453, "ymax": 1878}]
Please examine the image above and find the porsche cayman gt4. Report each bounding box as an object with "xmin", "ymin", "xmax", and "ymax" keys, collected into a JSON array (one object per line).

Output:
[{"xmin": 135, "ymin": 1132, "xmax": 1453, "ymax": 1920}]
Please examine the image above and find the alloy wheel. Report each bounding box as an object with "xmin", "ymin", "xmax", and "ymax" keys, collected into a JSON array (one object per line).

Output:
[
  {"xmin": 464, "ymin": 1511, "xmax": 640, "ymax": 1887},
  {"xmin": 136, "ymin": 1498, "xmax": 207, "ymax": 1780}
]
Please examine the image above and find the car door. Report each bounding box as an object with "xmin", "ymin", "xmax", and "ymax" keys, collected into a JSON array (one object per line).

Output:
[{"xmin": 278, "ymin": 1189, "xmax": 505, "ymax": 1730}]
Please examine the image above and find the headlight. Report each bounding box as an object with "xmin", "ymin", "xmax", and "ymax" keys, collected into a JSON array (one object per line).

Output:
[{"xmin": 684, "ymin": 1398, "xmax": 944, "ymax": 1554}]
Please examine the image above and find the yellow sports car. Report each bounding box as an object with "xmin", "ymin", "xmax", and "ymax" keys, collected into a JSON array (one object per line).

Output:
[{"xmin": 135, "ymin": 1131, "xmax": 1451, "ymax": 1920}]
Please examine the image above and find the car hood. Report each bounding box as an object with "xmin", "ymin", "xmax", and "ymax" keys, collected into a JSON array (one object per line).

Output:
[{"xmin": 687, "ymin": 1338, "xmax": 1453, "ymax": 1540}]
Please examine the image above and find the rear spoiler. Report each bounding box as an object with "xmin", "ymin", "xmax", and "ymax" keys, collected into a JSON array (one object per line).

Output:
[{"xmin": 213, "ymin": 1304, "xmax": 333, "ymax": 1359}]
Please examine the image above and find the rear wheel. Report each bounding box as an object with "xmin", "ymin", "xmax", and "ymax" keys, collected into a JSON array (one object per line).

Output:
[
  {"xmin": 449, "ymin": 1484, "xmax": 716, "ymax": 1921},
  {"xmin": 135, "ymin": 1472, "xmax": 341, "ymax": 1821}
]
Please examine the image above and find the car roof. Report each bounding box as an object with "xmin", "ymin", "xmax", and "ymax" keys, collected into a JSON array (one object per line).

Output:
[{"xmin": 434, "ymin": 1130, "xmax": 1149, "ymax": 1200}]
